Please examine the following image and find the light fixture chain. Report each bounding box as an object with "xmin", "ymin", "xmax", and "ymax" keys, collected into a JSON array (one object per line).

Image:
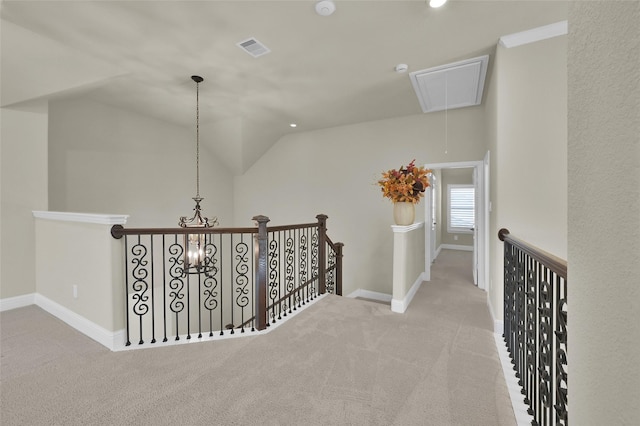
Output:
[{"xmin": 196, "ymin": 80, "xmax": 200, "ymax": 198}]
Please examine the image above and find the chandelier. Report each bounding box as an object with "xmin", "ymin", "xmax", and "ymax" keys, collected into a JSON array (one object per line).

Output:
[{"xmin": 179, "ymin": 75, "xmax": 218, "ymax": 274}]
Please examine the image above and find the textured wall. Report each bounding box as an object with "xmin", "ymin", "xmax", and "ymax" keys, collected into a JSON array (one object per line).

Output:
[{"xmin": 568, "ymin": 1, "xmax": 640, "ymax": 423}]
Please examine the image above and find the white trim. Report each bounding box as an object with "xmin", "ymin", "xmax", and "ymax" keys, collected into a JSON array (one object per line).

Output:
[
  {"xmin": 33, "ymin": 211, "xmax": 129, "ymax": 225},
  {"xmin": 346, "ymin": 289, "xmax": 392, "ymax": 303},
  {"xmin": 487, "ymin": 295, "xmax": 504, "ymax": 335},
  {"xmin": 0, "ymin": 293, "xmax": 36, "ymax": 312},
  {"xmin": 499, "ymin": 21, "xmax": 568, "ymax": 48},
  {"xmin": 391, "ymin": 221, "xmax": 424, "ymax": 233},
  {"xmin": 391, "ymin": 272, "xmax": 425, "ymax": 313},
  {"xmin": 494, "ymin": 333, "xmax": 535, "ymax": 425},
  {"xmin": 439, "ymin": 244, "xmax": 473, "ymax": 252},
  {"xmin": 434, "ymin": 245, "xmax": 442, "ymax": 260},
  {"xmin": 33, "ymin": 294, "xmax": 126, "ymax": 351}
]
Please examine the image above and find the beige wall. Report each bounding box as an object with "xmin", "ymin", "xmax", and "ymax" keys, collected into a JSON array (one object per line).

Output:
[
  {"xmin": 568, "ymin": 1, "xmax": 640, "ymax": 422},
  {"xmin": 0, "ymin": 106, "xmax": 48, "ymax": 299},
  {"xmin": 439, "ymin": 167, "xmax": 474, "ymax": 247},
  {"xmin": 486, "ymin": 35, "xmax": 568, "ymax": 322},
  {"xmin": 35, "ymin": 217, "xmax": 124, "ymax": 332},
  {"xmin": 48, "ymin": 98, "xmax": 234, "ymax": 228},
  {"xmin": 233, "ymin": 109, "xmax": 489, "ymax": 295}
]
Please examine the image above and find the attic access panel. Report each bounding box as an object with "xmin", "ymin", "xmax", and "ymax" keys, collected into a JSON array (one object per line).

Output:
[{"xmin": 409, "ymin": 55, "xmax": 489, "ymax": 113}]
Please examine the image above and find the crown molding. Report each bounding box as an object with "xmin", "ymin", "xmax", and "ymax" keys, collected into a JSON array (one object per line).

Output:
[
  {"xmin": 499, "ymin": 21, "xmax": 568, "ymax": 48},
  {"xmin": 33, "ymin": 211, "xmax": 129, "ymax": 225}
]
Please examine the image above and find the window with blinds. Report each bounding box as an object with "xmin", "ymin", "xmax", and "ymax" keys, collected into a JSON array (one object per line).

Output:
[{"xmin": 448, "ymin": 184, "xmax": 475, "ymax": 233}]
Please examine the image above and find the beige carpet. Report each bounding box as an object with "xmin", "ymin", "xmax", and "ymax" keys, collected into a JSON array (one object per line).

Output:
[{"xmin": 0, "ymin": 249, "xmax": 514, "ymax": 425}]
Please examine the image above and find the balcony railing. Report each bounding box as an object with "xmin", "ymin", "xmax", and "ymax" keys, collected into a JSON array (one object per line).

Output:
[
  {"xmin": 111, "ymin": 214, "xmax": 343, "ymax": 348},
  {"xmin": 499, "ymin": 228, "xmax": 567, "ymax": 426}
]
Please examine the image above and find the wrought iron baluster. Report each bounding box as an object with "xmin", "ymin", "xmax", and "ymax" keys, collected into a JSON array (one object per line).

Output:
[
  {"xmin": 285, "ymin": 230, "xmax": 294, "ymax": 315},
  {"xmin": 268, "ymin": 233, "xmax": 280, "ymax": 323},
  {"xmin": 124, "ymin": 235, "xmax": 131, "ymax": 346},
  {"xmin": 203, "ymin": 235, "xmax": 219, "ymax": 337},
  {"xmin": 150, "ymin": 236, "xmax": 156, "ymax": 344},
  {"xmin": 299, "ymin": 227, "xmax": 307, "ymax": 307},
  {"xmin": 131, "ymin": 235, "xmax": 150, "ymax": 345},
  {"xmin": 327, "ymin": 244, "xmax": 336, "ymax": 294},
  {"xmin": 168, "ymin": 235, "xmax": 185, "ymax": 341},
  {"xmin": 538, "ymin": 267, "xmax": 552, "ymax": 426},
  {"xmin": 235, "ymin": 233, "xmax": 250, "ymax": 332},
  {"xmin": 219, "ymin": 233, "xmax": 224, "ymax": 336},
  {"xmin": 311, "ymin": 227, "xmax": 319, "ymax": 300},
  {"xmin": 555, "ymin": 275, "xmax": 568, "ymax": 425},
  {"xmin": 525, "ymin": 256, "xmax": 538, "ymax": 416},
  {"xmin": 162, "ymin": 235, "xmax": 168, "ymax": 343}
]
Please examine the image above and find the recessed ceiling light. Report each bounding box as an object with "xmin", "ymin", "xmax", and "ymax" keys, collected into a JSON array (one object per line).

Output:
[
  {"xmin": 290, "ymin": 123, "xmax": 297, "ymax": 128},
  {"xmin": 430, "ymin": 0, "xmax": 447, "ymax": 8}
]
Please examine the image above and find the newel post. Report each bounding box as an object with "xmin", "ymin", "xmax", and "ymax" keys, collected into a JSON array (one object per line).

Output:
[
  {"xmin": 335, "ymin": 242, "xmax": 344, "ymax": 296},
  {"xmin": 316, "ymin": 214, "xmax": 328, "ymax": 294},
  {"xmin": 253, "ymin": 215, "xmax": 270, "ymax": 331}
]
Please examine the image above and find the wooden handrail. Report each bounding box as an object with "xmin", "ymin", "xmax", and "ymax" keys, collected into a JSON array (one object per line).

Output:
[
  {"xmin": 498, "ymin": 228, "xmax": 567, "ymax": 278},
  {"xmin": 111, "ymin": 224, "xmax": 258, "ymax": 239}
]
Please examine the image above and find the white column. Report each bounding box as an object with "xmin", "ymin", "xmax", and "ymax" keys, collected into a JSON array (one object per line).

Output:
[{"xmin": 391, "ymin": 222, "xmax": 425, "ymax": 313}]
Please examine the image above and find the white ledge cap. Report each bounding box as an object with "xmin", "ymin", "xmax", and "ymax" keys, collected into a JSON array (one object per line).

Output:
[
  {"xmin": 391, "ymin": 222, "xmax": 425, "ymax": 233},
  {"xmin": 33, "ymin": 211, "xmax": 129, "ymax": 225}
]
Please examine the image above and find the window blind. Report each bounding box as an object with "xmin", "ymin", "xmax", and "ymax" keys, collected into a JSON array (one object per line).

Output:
[{"xmin": 449, "ymin": 185, "xmax": 475, "ymax": 231}]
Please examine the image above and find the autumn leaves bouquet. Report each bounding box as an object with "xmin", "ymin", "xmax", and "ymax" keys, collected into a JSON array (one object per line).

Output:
[{"xmin": 378, "ymin": 159, "xmax": 431, "ymax": 204}]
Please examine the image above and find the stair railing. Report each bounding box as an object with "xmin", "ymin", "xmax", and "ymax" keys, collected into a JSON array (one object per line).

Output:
[
  {"xmin": 498, "ymin": 228, "xmax": 567, "ymax": 426},
  {"xmin": 111, "ymin": 214, "xmax": 343, "ymax": 347}
]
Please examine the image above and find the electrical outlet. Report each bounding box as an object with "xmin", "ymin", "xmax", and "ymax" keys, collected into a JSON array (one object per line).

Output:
[
  {"xmin": 454, "ymin": 235, "xmax": 458, "ymax": 241},
  {"xmin": 73, "ymin": 285, "xmax": 78, "ymax": 299}
]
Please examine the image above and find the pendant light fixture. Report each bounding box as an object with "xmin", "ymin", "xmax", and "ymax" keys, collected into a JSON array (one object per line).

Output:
[{"xmin": 179, "ymin": 75, "xmax": 218, "ymax": 274}]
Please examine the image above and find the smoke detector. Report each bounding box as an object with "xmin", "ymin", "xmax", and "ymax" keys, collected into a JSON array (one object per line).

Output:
[{"xmin": 315, "ymin": 1, "xmax": 336, "ymax": 16}]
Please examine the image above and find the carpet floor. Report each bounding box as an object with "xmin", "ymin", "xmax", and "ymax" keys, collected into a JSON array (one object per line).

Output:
[{"xmin": 0, "ymin": 249, "xmax": 514, "ymax": 425}]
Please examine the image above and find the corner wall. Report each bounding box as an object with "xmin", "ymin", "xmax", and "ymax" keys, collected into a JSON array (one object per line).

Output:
[
  {"xmin": 568, "ymin": 1, "xmax": 640, "ymax": 422},
  {"xmin": 48, "ymin": 98, "xmax": 234, "ymax": 227},
  {"xmin": 233, "ymin": 109, "xmax": 489, "ymax": 296},
  {"xmin": 486, "ymin": 35, "xmax": 568, "ymax": 323},
  {"xmin": 0, "ymin": 106, "xmax": 48, "ymax": 299}
]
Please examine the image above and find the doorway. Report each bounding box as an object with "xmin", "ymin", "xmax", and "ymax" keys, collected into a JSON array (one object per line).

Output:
[{"xmin": 423, "ymin": 153, "xmax": 489, "ymax": 290}]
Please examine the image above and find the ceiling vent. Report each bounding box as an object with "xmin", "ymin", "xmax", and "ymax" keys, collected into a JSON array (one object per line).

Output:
[
  {"xmin": 236, "ymin": 37, "xmax": 271, "ymax": 58},
  {"xmin": 409, "ymin": 55, "xmax": 489, "ymax": 113}
]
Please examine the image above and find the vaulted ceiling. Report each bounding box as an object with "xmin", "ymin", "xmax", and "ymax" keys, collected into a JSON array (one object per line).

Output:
[{"xmin": 1, "ymin": 0, "xmax": 568, "ymax": 174}]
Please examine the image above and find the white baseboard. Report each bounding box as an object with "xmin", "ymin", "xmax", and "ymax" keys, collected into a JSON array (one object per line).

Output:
[
  {"xmin": 391, "ymin": 272, "xmax": 425, "ymax": 314},
  {"xmin": 346, "ymin": 289, "xmax": 392, "ymax": 303},
  {"xmin": 494, "ymin": 333, "xmax": 534, "ymax": 426},
  {"xmin": 487, "ymin": 296, "xmax": 504, "ymax": 335},
  {"xmin": 33, "ymin": 294, "xmax": 126, "ymax": 351},
  {"xmin": 0, "ymin": 293, "xmax": 36, "ymax": 312},
  {"xmin": 439, "ymin": 244, "xmax": 473, "ymax": 252},
  {"xmin": 434, "ymin": 245, "xmax": 442, "ymax": 260}
]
